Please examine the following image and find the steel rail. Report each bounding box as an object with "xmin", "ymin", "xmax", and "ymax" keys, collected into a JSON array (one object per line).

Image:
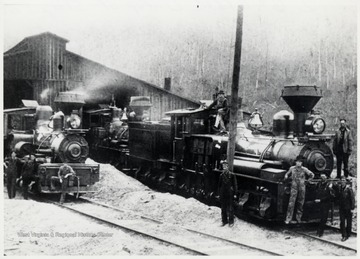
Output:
[
  {"xmin": 76, "ymin": 196, "xmax": 282, "ymax": 256},
  {"xmin": 54, "ymin": 201, "xmax": 208, "ymax": 256},
  {"xmin": 286, "ymin": 229, "xmax": 357, "ymax": 254},
  {"xmin": 325, "ymin": 224, "xmax": 357, "ymax": 237}
]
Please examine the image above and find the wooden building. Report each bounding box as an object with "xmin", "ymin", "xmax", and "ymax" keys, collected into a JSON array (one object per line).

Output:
[{"xmin": 4, "ymin": 32, "xmax": 198, "ymax": 120}]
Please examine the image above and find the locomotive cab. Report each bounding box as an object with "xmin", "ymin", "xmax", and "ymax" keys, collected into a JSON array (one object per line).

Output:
[{"xmin": 163, "ymin": 85, "xmax": 336, "ymax": 222}]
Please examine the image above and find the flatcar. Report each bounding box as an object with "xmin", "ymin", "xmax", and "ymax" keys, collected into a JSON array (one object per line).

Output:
[
  {"xmin": 4, "ymin": 92, "xmax": 100, "ymax": 197},
  {"xmin": 87, "ymin": 85, "xmax": 336, "ymax": 222}
]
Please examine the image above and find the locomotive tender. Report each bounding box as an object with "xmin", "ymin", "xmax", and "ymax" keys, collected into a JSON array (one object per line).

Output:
[
  {"xmin": 87, "ymin": 85, "xmax": 335, "ymax": 222},
  {"xmin": 4, "ymin": 92, "xmax": 100, "ymax": 196}
]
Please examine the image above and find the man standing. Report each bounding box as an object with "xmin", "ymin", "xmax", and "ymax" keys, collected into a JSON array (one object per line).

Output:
[
  {"xmin": 5, "ymin": 152, "xmax": 20, "ymax": 199},
  {"xmin": 284, "ymin": 155, "xmax": 315, "ymax": 224},
  {"xmin": 315, "ymin": 174, "xmax": 335, "ymax": 237},
  {"xmin": 218, "ymin": 160, "xmax": 238, "ymax": 227},
  {"xmin": 21, "ymin": 155, "xmax": 36, "ymax": 200},
  {"xmin": 208, "ymin": 90, "xmax": 229, "ymax": 132},
  {"xmin": 51, "ymin": 163, "xmax": 76, "ymax": 204},
  {"xmin": 337, "ymin": 176, "xmax": 355, "ymax": 241},
  {"xmin": 333, "ymin": 119, "xmax": 353, "ymax": 178}
]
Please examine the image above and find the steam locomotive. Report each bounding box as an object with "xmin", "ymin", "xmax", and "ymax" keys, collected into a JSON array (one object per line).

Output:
[
  {"xmin": 85, "ymin": 85, "xmax": 335, "ymax": 222},
  {"xmin": 4, "ymin": 92, "xmax": 100, "ymax": 197}
]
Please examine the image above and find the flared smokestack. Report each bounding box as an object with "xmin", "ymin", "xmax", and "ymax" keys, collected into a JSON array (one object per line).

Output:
[{"xmin": 281, "ymin": 85, "xmax": 322, "ymax": 137}]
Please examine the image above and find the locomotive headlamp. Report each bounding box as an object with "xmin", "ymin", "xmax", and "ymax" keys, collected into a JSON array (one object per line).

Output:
[
  {"xmin": 68, "ymin": 114, "xmax": 81, "ymax": 129},
  {"xmin": 304, "ymin": 116, "xmax": 326, "ymax": 134},
  {"xmin": 312, "ymin": 118, "xmax": 325, "ymax": 133}
]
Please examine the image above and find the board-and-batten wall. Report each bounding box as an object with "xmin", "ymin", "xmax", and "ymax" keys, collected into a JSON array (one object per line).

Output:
[{"xmin": 4, "ymin": 33, "xmax": 197, "ymax": 119}]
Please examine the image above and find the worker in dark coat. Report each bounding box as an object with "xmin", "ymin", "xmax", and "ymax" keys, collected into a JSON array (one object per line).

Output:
[
  {"xmin": 5, "ymin": 152, "xmax": 21, "ymax": 199},
  {"xmin": 337, "ymin": 176, "xmax": 355, "ymax": 241},
  {"xmin": 21, "ymin": 155, "xmax": 36, "ymax": 200},
  {"xmin": 51, "ymin": 163, "xmax": 76, "ymax": 203},
  {"xmin": 208, "ymin": 90, "xmax": 229, "ymax": 132},
  {"xmin": 315, "ymin": 174, "xmax": 335, "ymax": 237},
  {"xmin": 332, "ymin": 118, "xmax": 353, "ymax": 178},
  {"xmin": 284, "ymin": 155, "xmax": 315, "ymax": 224},
  {"xmin": 218, "ymin": 160, "xmax": 238, "ymax": 227}
]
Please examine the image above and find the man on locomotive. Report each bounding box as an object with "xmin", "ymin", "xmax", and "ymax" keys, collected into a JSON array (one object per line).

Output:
[
  {"xmin": 218, "ymin": 160, "xmax": 238, "ymax": 227},
  {"xmin": 284, "ymin": 155, "xmax": 315, "ymax": 224},
  {"xmin": 332, "ymin": 118, "xmax": 353, "ymax": 178},
  {"xmin": 207, "ymin": 90, "xmax": 229, "ymax": 133},
  {"xmin": 50, "ymin": 163, "xmax": 76, "ymax": 204}
]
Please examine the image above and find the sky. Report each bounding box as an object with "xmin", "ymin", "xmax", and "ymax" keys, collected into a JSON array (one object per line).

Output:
[{"xmin": 2, "ymin": 0, "xmax": 358, "ymax": 81}]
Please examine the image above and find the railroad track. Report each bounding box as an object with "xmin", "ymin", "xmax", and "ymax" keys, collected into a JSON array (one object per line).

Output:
[
  {"xmin": 14, "ymin": 190, "xmax": 356, "ymax": 256},
  {"xmin": 284, "ymin": 225, "xmax": 357, "ymax": 255},
  {"xmin": 43, "ymin": 195, "xmax": 282, "ymax": 256},
  {"xmin": 325, "ymin": 224, "xmax": 357, "ymax": 237}
]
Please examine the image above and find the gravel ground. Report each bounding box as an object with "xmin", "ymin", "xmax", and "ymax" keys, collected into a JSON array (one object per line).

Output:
[
  {"xmin": 84, "ymin": 159, "xmax": 356, "ymax": 255},
  {"xmin": 3, "ymin": 197, "xmax": 196, "ymax": 256},
  {"xmin": 4, "ymin": 159, "xmax": 357, "ymax": 255}
]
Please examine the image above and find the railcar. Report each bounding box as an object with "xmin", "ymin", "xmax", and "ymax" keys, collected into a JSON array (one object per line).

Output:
[
  {"xmin": 87, "ymin": 85, "xmax": 335, "ymax": 222},
  {"xmin": 4, "ymin": 92, "xmax": 100, "ymax": 197}
]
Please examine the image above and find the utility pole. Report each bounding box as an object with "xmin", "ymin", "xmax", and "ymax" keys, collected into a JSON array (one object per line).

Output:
[{"xmin": 227, "ymin": 6, "xmax": 244, "ymax": 171}]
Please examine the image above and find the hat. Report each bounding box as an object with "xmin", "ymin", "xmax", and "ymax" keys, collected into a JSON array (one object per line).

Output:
[
  {"xmin": 218, "ymin": 90, "xmax": 225, "ymax": 95},
  {"xmin": 340, "ymin": 118, "xmax": 347, "ymax": 123},
  {"xmin": 220, "ymin": 160, "xmax": 228, "ymax": 165},
  {"xmin": 295, "ymin": 155, "xmax": 303, "ymax": 162}
]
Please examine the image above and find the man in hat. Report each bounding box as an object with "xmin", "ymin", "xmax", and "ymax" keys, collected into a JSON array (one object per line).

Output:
[
  {"xmin": 5, "ymin": 152, "xmax": 21, "ymax": 199},
  {"xmin": 332, "ymin": 118, "xmax": 353, "ymax": 178},
  {"xmin": 51, "ymin": 163, "xmax": 76, "ymax": 204},
  {"xmin": 218, "ymin": 160, "xmax": 238, "ymax": 227},
  {"xmin": 21, "ymin": 155, "xmax": 36, "ymax": 200},
  {"xmin": 284, "ymin": 155, "xmax": 315, "ymax": 224},
  {"xmin": 336, "ymin": 176, "xmax": 355, "ymax": 241},
  {"xmin": 315, "ymin": 174, "xmax": 335, "ymax": 237},
  {"xmin": 208, "ymin": 90, "xmax": 228, "ymax": 132}
]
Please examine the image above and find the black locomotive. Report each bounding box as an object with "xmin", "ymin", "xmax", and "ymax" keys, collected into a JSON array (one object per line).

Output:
[
  {"xmin": 4, "ymin": 92, "xmax": 100, "ymax": 196},
  {"xmin": 86, "ymin": 85, "xmax": 335, "ymax": 222}
]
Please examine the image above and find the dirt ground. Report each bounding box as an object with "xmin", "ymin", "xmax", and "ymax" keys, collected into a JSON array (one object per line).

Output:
[
  {"xmin": 3, "ymin": 197, "xmax": 196, "ymax": 256},
  {"xmin": 3, "ymin": 159, "xmax": 357, "ymax": 256}
]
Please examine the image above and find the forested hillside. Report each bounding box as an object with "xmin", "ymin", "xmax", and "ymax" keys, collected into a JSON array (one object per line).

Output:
[{"xmin": 126, "ymin": 5, "xmax": 357, "ymax": 173}]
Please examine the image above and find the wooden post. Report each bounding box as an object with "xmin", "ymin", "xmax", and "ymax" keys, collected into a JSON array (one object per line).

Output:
[{"xmin": 227, "ymin": 6, "xmax": 244, "ymax": 171}]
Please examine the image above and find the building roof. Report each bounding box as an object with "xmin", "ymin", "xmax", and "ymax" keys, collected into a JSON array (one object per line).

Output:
[
  {"xmin": 4, "ymin": 32, "xmax": 69, "ymax": 56},
  {"xmin": 4, "ymin": 32, "xmax": 198, "ymax": 106},
  {"xmin": 66, "ymin": 51, "xmax": 198, "ymax": 105},
  {"xmin": 25, "ymin": 31, "xmax": 69, "ymax": 43}
]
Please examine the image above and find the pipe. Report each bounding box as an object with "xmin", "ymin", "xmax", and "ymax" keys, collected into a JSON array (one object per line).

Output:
[{"xmin": 233, "ymin": 159, "xmax": 266, "ymax": 177}]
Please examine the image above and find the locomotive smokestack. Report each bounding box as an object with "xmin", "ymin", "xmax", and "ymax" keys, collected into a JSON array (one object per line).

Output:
[
  {"xmin": 281, "ymin": 85, "xmax": 322, "ymax": 137},
  {"xmin": 164, "ymin": 77, "xmax": 171, "ymax": 91}
]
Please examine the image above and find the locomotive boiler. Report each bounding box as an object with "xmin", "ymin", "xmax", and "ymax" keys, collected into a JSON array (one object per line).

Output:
[
  {"xmin": 87, "ymin": 85, "xmax": 335, "ymax": 222},
  {"xmin": 4, "ymin": 92, "xmax": 100, "ymax": 196},
  {"xmin": 83, "ymin": 96, "xmax": 151, "ymax": 166}
]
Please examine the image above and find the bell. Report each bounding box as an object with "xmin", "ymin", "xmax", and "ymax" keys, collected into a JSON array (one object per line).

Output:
[
  {"xmin": 249, "ymin": 113, "xmax": 263, "ymax": 129},
  {"xmin": 121, "ymin": 112, "xmax": 128, "ymax": 121}
]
